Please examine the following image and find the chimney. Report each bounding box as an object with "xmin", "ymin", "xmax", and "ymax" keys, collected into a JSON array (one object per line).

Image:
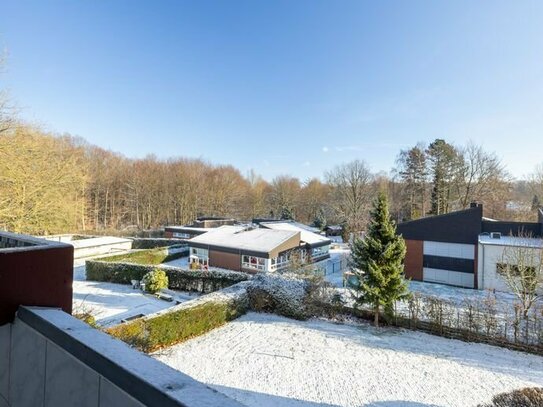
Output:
[{"xmin": 470, "ymin": 202, "xmax": 478, "ymax": 208}]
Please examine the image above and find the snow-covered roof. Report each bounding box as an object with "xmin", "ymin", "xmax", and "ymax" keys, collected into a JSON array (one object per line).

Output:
[
  {"xmin": 479, "ymin": 234, "xmax": 543, "ymax": 249},
  {"xmin": 189, "ymin": 225, "xmax": 299, "ymax": 253},
  {"xmin": 260, "ymin": 222, "xmax": 330, "ymax": 246},
  {"xmin": 70, "ymin": 236, "xmax": 132, "ymax": 249},
  {"xmin": 165, "ymin": 226, "xmax": 211, "ymax": 232}
]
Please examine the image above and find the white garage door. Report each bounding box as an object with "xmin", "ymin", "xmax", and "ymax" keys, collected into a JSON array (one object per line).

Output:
[{"xmin": 422, "ymin": 241, "xmax": 475, "ymax": 288}]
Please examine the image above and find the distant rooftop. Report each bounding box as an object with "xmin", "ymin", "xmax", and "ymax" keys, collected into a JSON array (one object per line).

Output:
[
  {"xmin": 479, "ymin": 234, "xmax": 543, "ymax": 248},
  {"xmin": 260, "ymin": 222, "xmax": 330, "ymax": 246}
]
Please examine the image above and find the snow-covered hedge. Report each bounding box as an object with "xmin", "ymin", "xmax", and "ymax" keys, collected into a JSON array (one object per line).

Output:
[
  {"xmin": 86, "ymin": 261, "xmax": 250, "ymax": 293},
  {"xmin": 107, "ymin": 282, "xmax": 250, "ymax": 352},
  {"xmin": 247, "ymin": 273, "xmax": 312, "ymax": 320},
  {"xmin": 130, "ymin": 238, "xmax": 186, "ymax": 249}
]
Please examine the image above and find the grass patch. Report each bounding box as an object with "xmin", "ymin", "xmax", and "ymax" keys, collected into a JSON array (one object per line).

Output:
[{"xmin": 102, "ymin": 246, "xmax": 186, "ymax": 265}]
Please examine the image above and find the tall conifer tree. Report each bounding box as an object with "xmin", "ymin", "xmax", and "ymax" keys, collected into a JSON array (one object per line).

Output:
[{"xmin": 351, "ymin": 192, "xmax": 409, "ymax": 326}]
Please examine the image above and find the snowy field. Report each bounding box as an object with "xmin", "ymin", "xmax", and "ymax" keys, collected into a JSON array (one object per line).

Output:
[
  {"xmin": 155, "ymin": 312, "xmax": 543, "ymax": 407},
  {"xmin": 72, "ymin": 259, "xmax": 199, "ymax": 327}
]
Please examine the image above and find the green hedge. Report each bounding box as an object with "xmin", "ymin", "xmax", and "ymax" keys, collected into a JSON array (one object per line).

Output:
[
  {"xmin": 86, "ymin": 261, "xmax": 249, "ymax": 293},
  {"xmin": 99, "ymin": 246, "xmax": 187, "ymax": 265},
  {"xmin": 107, "ymin": 295, "xmax": 247, "ymax": 352},
  {"xmin": 131, "ymin": 238, "xmax": 186, "ymax": 250}
]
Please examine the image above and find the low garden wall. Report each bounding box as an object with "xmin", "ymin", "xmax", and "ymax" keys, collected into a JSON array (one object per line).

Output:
[{"xmin": 107, "ymin": 282, "xmax": 250, "ymax": 352}]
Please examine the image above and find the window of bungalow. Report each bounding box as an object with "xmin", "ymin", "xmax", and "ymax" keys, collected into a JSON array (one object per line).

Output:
[{"xmin": 242, "ymin": 255, "xmax": 266, "ymax": 271}]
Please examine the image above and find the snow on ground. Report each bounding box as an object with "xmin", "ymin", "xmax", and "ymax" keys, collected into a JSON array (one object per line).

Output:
[
  {"xmin": 162, "ymin": 256, "xmax": 190, "ymax": 268},
  {"xmin": 155, "ymin": 312, "xmax": 543, "ymax": 407},
  {"xmin": 317, "ymin": 248, "xmax": 350, "ymax": 287},
  {"xmin": 73, "ymin": 258, "xmax": 199, "ymax": 327},
  {"xmin": 407, "ymin": 280, "xmax": 523, "ymax": 309}
]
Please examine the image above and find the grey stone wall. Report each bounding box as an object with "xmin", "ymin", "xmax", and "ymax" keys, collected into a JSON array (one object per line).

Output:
[
  {"xmin": 0, "ymin": 319, "xmax": 144, "ymax": 407},
  {"xmin": 0, "ymin": 307, "xmax": 242, "ymax": 407}
]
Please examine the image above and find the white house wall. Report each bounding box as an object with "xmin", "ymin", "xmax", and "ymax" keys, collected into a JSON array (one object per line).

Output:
[{"xmin": 477, "ymin": 243, "xmax": 542, "ymax": 293}]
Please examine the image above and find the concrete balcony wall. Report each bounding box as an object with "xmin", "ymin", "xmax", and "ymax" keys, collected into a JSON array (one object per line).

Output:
[{"xmin": 0, "ymin": 307, "xmax": 242, "ymax": 407}]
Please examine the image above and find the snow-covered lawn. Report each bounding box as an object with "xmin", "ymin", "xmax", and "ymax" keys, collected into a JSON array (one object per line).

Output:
[
  {"xmin": 162, "ymin": 256, "xmax": 190, "ymax": 268},
  {"xmin": 72, "ymin": 260, "xmax": 199, "ymax": 327},
  {"xmin": 155, "ymin": 312, "xmax": 543, "ymax": 407}
]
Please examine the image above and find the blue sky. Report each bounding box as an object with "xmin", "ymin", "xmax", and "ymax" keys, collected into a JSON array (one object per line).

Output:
[{"xmin": 1, "ymin": 1, "xmax": 542, "ymax": 180}]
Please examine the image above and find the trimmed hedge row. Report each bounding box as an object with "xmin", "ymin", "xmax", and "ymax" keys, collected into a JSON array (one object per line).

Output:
[
  {"xmin": 99, "ymin": 246, "xmax": 188, "ymax": 265},
  {"xmin": 131, "ymin": 238, "xmax": 186, "ymax": 250},
  {"xmin": 86, "ymin": 261, "xmax": 250, "ymax": 293},
  {"xmin": 107, "ymin": 283, "xmax": 249, "ymax": 352}
]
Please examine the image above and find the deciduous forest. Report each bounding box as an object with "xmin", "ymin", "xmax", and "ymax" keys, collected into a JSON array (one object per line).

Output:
[{"xmin": 1, "ymin": 79, "xmax": 542, "ymax": 235}]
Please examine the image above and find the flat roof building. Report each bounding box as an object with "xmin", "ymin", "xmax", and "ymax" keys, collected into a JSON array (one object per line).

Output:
[
  {"xmin": 397, "ymin": 204, "xmax": 543, "ymax": 289},
  {"xmin": 188, "ymin": 223, "xmax": 331, "ymax": 273}
]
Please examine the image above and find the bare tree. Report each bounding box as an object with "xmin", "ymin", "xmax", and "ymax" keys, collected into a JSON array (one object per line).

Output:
[
  {"xmin": 529, "ymin": 163, "xmax": 543, "ymax": 213},
  {"xmin": 456, "ymin": 143, "xmax": 510, "ymax": 211},
  {"xmin": 0, "ymin": 49, "xmax": 15, "ymax": 135},
  {"xmin": 0, "ymin": 126, "xmax": 86, "ymax": 234},
  {"xmin": 268, "ymin": 175, "xmax": 301, "ymax": 219},
  {"xmin": 325, "ymin": 160, "xmax": 374, "ymax": 234},
  {"xmin": 498, "ymin": 235, "xmax": 543, "ymax": 318}
]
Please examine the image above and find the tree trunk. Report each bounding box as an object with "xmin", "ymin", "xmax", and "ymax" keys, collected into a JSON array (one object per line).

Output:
[{"xmin": 374, "ymin": 304, "xmax": 380, "ymax": 327}]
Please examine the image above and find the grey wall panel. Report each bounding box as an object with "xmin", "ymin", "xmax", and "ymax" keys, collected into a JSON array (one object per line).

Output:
[
  {"xmin": 99, "ymin": 378, "xmax": 145, "ymax": 407},
  {"xmin": 0, "ymin": 324, "xmax": 10, "ymax": 402},
  {"xmin": 44, "ymin": 342, "xmax": 100, "ymax": 407},
  {"xmin": 9, "ymin": 321, "xmax": 47, "ymax": 407}
]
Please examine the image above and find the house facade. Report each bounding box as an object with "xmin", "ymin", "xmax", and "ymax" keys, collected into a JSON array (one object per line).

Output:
[
  {"xmin": 188, "ymin": 226, "xmax": 301, "ymax": 273},
  {"xmin": 477, "ymin": 234, "xmax": 543, "ymax": 293},
  {"xmin": 397, "ymin": 204, "xmax": 543, "ymax": 289},
  {"xmin": 188, "ymin": 223, "xmax": 331, "ymax": 273}
]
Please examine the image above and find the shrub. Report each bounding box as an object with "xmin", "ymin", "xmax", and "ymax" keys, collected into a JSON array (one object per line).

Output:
[
  {"xmin": 247, "ymin": 273, "xmax": 310, "ymax": 320},
  {"xmin": 142, "ymin": 269, "xmax": 168, "ymax": 294},
  {"xmin": 131, "ymin": 238, "xmax": 186, "ymax": 250},
  {"xmin": 301, "ymin": 271, "xmax": 335, "ymax": 317},
  {"xmin": 74, "ymin": 312, "xmax": 98, "ymax": 329},
  {"xmin": 478, "ymin": 387, "xmax": 543, "ymax": 407}
]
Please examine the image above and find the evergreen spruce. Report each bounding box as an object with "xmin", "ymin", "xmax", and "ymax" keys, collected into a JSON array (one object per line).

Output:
[
  {"xmin": 313, "ymin": 208, "xmax": 327, "ymax": 230},
  {"xmin": 350, "ymin": 192, "xmax": 409, "ymax": 326},
  {"xmin": 532, "ymin": 195, "xmax": 541, "ymax": 211},
  {"xmin": 280, "ymin": 206, "xmax": 294, "ymax": 220}
]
